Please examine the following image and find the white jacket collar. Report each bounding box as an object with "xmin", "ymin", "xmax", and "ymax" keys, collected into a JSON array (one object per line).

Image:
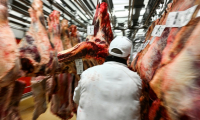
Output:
[{"xmin": 104, "ymin": 61, "xmax": 128, "ymax": 68}]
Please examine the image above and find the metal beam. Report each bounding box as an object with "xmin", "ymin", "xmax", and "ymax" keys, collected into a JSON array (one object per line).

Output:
[
  {"xmin": 16, "ymin": 0, "xmax": 50, "ymax": 16},
  {"xmin": 128, "ymin": 0, "xmax": 131, "ymax": 27},
  {"xmin": 53, "ymin": 1, "xmax": 87, "ymax": 28},
  {"xmin": 13, "ymin": 0, "xmax": 86, "ymax": 30},
  {"xmin": 18, "ymin": 0, "xmax": 31, "ymax": 7},
  {"xmin": 13, "ymin": 0, "xmax": 29, "ymax": 11},
  {"xmin": 125, "ymin": 5, "xmax": 145, "ymax": 9},
  {"xmin": 11, "ymin": 5, "xmax": 29, "ymax": 17},
  {"xmin": 129, "ymin": 0, "xmax": 135, "ymax": 27},
  {"xmin": 60, "ymin": 0, "xmax": 75, "ymax": 12},
  {"xmin": 114, "ymin": 25, "xmax": 147, "ymax": 30},
  {"xmin": 9, "ymin": 14, "xmax": 30, "ymax": 24},
  {"xmin": 59, "ymin": 0, "xmax": 88, "ymax": 23},
  {"xmin": 69, "ymin": 0, "xmax": 89, "ymax": 20},
  {"xmin": 89, "ymin": 0, "xmax": 96, "ymax": 9},
  {"xmin": 73, "ymin": 0, "xmax": 92, "ymax": 19},
  {"xmin": 79, "ymin": 0, "xmax": 93, "ymax": 17},
  {"xmin": 143, "ymin": 0, "xmax": 161, "ymax": 25},
  {"xmin": 9, "ymin": 20, "xmax": 27, "ymax": 27},
  {"xmin": 83, "ymin": 0, "xmax": 93, "ymax": 11},
  {"xmin": 76, "ymin": 0, "xmax": 93, "ymax": 19}
]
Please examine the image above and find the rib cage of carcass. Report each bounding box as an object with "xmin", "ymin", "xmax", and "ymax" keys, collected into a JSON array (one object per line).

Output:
[{"xmin": 57, "ymin": 2, "xmax": 113, "ymax": 66}]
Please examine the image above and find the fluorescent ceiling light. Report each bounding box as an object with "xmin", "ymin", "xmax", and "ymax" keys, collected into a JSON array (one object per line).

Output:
[
  {"xmin": 132, "ymin": 9, "xmax": 136, "ymax": 15},
  {"xmin": 138, "ymin": 16, "xmax": 143, "ymax": 21},
  {"xmin": 114, "ymin": 5, "xmax": 128, "ymax": 11},
  {"xmin": 140, "ymin": 8, "xmax": 146, "ymax": 15},
  {"xmin": 114, "ymin": 30, "xmax": 122, "ymax": 33}
]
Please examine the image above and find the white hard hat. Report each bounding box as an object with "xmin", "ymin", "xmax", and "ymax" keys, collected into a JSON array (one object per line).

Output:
[{"xmin": 109, "ymin": 36, "xmax": 132, "ymax": 58}]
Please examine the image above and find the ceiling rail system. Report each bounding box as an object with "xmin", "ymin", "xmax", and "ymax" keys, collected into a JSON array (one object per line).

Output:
[{"xmin": 8, "ymin": 0, "xmax": 168, "ymax": 42}]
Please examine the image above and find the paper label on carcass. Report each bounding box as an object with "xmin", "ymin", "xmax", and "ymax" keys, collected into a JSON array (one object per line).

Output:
[
  {"xmin": 166, "ymin": 12, "xmax": 178, "ymax": 27},
  {"xmin": 75, "ymin": 59, "xmax": 83, "ymax": 75},
  {"xmin": 151, "ymin": 26, "xmax": 158, "ymax": 36},
  {"xmin": 151, "ymin": 25, "xmax": 166, "ymax": 37},
  {"xmin": 166, "ymin": 11, "xmax": 183, "ymax": 27},
  {"xmin": 196, "ymin": 9, "xmax": 200, "ymax": 18},
  {"xmin": 171, "ymin": 11, "xmax": 185, "ymax": 27},
  {"xmin": 143, "ymin": 40, "xmax": 150, "ymax": 49},
  {"xmin": 87, "ymin": 25, "xmax": 94, "ymax": 35},
  {"xmin": 180, "ymin": 5, "xmax": 198, "ymax": 26},
  {"xmin": 150, "ymin": 36, "xmax": 156, "ymax": 45}
]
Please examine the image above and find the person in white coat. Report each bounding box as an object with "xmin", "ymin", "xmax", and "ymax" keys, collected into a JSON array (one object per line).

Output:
[{"xmin": 73, "ymin": 36, "xmax": 142, "ymax": 120}]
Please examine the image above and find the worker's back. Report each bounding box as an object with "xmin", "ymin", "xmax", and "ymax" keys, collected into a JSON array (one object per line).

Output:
[{"xmin": 75, "ymin": 61, "xmax": 142, "ymax": 120}]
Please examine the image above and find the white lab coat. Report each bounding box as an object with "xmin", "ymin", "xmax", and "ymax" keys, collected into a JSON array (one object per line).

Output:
[{"xmin": 73, "ymin": 61, "xmax": 142, "ymax": 120}]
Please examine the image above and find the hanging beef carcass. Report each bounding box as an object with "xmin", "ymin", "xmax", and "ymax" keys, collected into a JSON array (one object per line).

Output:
[
  {"xmin": 30, "ymin": 8, "xmax": 65, "ymax": 119},
  {"xmin": 5, "ymin": 81, "xmax": 26, "ymax": 120},
  {"xmin": 0, "ymin": 0, "xmax": 21, "ymax": 87},
  {"xmin": 61, "ymin": 19, "xmax": 72, "ymax": 50},
  {"xmin": 138, "ymin": 1, "xmax": 199, "ymax": 119},
  {"xmin": 18, "ymin": 1, "xmax": 57, "ymax": 119},
  {"xmin": 133, "ymin": 11, "xmax": 169, "ymax": 120},
  {"xmin": 69, "ymin": 25, "xmax": 80, "ymax": 47},
  {"xmin": 150, "ymin": 17, "xmax": 200, "ymax": 119},
  {"xmin": 49, "ymin": 15, "xmax": 78, "ymax": 119},
  {"xmin": 150, "ymin": 6, "xmax": 200, "ymax": 105},
  {"xmin": 137, "ymin": 18, "xmax": 164, "ymax": 120},
  {"xmin": 0, "ymin": 0, "xmax": 24, "ymax": 119},
  {"xmin": 57, "ymin": 2, "xmax": 113, "ymax": 64},
  {"xmin": 148, "ymin": 99, "xmax": 170, "ymax": 120},
  {"xmin": 48, "ymin": 10, "xmax": 63, "ymax": 53},
  {"xmin": 131, "ymin": 19, "xmax": 160, "ymax": 73},
  {"xmin": 31, "ymin": 76, "xmax": 50, "ymax": 120},
  {"xmin": 18, "ymin": 0, "xmax": 54, "ymax": 76},
  {"xmin": 0, "ymin": 0, "xmax": 25, "ymax": 119},
  {"xmin": 139, "ymin": 0, "xmax": 198, "ymax": 83},
  {"xmin": 0, "ymin": 81, "xmax": 26, "ymax": 120},
  {"xmin": 131, "ymin": 2, "xmax": 172, "ymax": 73},
  {"xmin": 50, "ymin": 73, "xmax": 76, "ymax": 119},
  {"xmin": 0, "ymin": 83, "xmax": 14, "ymax": 119},
  {"xmin": 136, "ymin": 9, "xmax": 169, "ymax": 75},
  {"xmin": 145, "ymin": 4, "xmax": 199, "ymax": 119}
]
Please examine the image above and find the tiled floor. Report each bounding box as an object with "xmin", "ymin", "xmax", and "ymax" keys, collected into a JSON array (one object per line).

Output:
[{"xmin": 20, "ymin": 96, "xmax": 76, "ymax": 120}]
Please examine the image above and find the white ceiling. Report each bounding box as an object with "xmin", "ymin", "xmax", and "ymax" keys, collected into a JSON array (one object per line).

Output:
[{"xmin": 113, "ymin": 0, "xmax": 129, "ymax": 24}]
